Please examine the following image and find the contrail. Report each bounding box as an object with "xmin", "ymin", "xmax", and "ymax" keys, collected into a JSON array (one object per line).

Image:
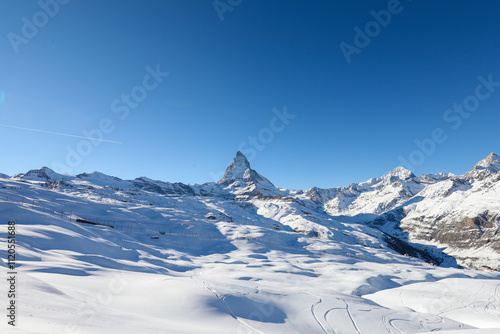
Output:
[{"xmin": 0, "ymin": 124, "xmax": 122, "ymax": 144}]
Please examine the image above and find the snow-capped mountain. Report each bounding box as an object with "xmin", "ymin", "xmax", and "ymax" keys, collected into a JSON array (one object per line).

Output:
[
  {"xmin": 217, "ymin": 151, "xmax": 283, "ymax": 197},
  {"xmin": 305, "ymin": 166, "xmax": 419, "ymax": 211},
  {"xmin": 2, "ymin": 152, "xmax": 500, "ymax": 333},
  {"xmin": 5, "ymin": 151, "xmax": 500, "ymax": 271},
  {"xmin": 323, "ymin": 166, "xmax": 422, "ymax": 216},
  {"xmin": 14, "ymin": 166, "xmax": 67, "ymax": 182},
  {"xmin": 5, "ymin": 152, "xmax": 500, "ymax": 269},
  {"xmin": 302, "ymin": 153, "xmax": 500, "ymax": 270},
  {"xmin": 6, "ymin": 152, "xmax": 500, "ymax": 269},
  {"xmin": 473, "ymin": 152, "xmax": 500, "ymax": 173}
]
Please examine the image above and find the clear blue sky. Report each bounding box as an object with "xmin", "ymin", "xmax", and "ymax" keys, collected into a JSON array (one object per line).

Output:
[{"xmin": 1, "ymin": 0, "xmax": 500, "ymax": 189}]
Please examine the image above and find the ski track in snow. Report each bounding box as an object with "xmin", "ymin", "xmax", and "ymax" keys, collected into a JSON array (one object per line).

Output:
[
  {"xmin": 342, "ymin": 299, "xmax": 363, "ymax": 334},
  {"xmin": 194, "ymin": 276, "xmax": 266, "ymax": 334},
  {"xmin": 308, "ymin": 292, "xmax": 330, "ymax": 334},
  {"xmin": 323, "ymin": 307, "xmax": 342, "ymax": 334},
  {"xmin": 382, "ymin": 313, "xmax": 403, "ymax": 334},
  {"xmin": 308, "ymin": 293, "xmax": 368, "ymax": 334}
]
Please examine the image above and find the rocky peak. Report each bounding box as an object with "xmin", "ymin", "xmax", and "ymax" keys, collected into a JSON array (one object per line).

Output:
[
  {"xmin": 383, "ymin": 166, "xmax": 415, "ymax": 181},
  {"xmin": 473, "ymin": 152, "xmax": 500, "ymax": 173},
  {"xmin": 15, "ymin": 167, "xmax": 62, "ymax": 181},
  {"xmin": 217, "ymin": 151, "xmax": 279, "ymax": 196},
  {"xmin": 218, "ymin": 151, "xmax": 265, "ymax": 186}
]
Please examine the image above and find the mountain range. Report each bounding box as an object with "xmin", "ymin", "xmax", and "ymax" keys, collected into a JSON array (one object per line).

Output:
[
  {"xmin": 2, "ymin": 152, "xmax": 500, "ymax": 333},
  {"xmin": 5, "ymin": 151, "xmax": 500, "ymax": 271}
]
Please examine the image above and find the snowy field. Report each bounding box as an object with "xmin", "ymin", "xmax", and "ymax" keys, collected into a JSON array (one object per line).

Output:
[{"xmin": 1, "ymin": 175, "xmax": 500, "ymax": 334}]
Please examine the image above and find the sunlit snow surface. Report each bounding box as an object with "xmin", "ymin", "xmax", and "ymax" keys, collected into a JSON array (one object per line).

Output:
[{"xmin": 1, "ymin": 175, "xmax": 499, "ymax": 334}]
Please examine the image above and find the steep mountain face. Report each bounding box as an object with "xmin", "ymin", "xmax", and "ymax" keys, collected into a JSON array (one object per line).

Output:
[
  {"xmin": 472, "ymin": 152, "xmax": 500, "ymax": 173},
  {"xmin": 394, "ymin": 157, "xmax": 500, "ymax": 270},
  {"xmin": 217, "ymin": 151, "xmax": 283, "ymax": 197},
  {"xmin": 4, "ymin": 152, "xmax": 500, "ymax": 270}
]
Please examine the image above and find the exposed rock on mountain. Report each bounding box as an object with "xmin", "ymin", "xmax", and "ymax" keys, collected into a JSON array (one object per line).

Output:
[{"xmin": 217, "ymin": 151, "xmax": 283, "ymax": 197}]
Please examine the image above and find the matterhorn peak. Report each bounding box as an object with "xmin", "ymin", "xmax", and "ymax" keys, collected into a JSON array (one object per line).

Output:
[
  {"xmin": 473, "ymin": 152, "xmax": 500, "ymax": 173},
  {"xmin": 217, "ymin": 152, "xmax": 279, "ymax": 196},
  {"xmin": 234, "ymin": 151, "xmax": 251, "ymax": 168},
  {"xmin": 218, "ymin": 151, "xmax": 258, "ymax": 186}
]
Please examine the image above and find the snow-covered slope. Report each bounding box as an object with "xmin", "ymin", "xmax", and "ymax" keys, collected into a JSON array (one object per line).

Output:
[{"xmin": 1, "ymin": 152, "xmax": 500, "ymax": 333}]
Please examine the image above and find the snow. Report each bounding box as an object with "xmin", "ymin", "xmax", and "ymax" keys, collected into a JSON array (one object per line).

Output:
[
  {"xmin": 473, "ymin": 152, "xmax": 500, "ymax": 173},
  {"xmin": 1, "ymin": 152, "xmax": 500, "ymax": 333},
  {"xmin": 366, "ymin": 278, "xmax": 500, "ymax": 328},
  {"xmin": 382, "ymin": 166, "xmax": 415, "ymax": 182},
  {"xmin": 217, "ymin": 151, "xmax": 283, "ymax": 197},
  {"xmin": 74, "ymin": 171, "xmax": 128, "ymax": 189},
  {"xmin": 13, "ymin": 166, "xmax": 68, "ymax": 182},
  {"xmin": 308, "ymin": 153, "xmax": 500, "ymax": 270},
  {"xmin": 420, "ymin": 330, "xmax": 500, "ymax": 334}
]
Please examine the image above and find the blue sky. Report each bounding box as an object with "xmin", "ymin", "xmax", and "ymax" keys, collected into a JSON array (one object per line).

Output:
[{"xmin": 1, "ymin": 0, "xmax": 500, "ymax": 189}]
